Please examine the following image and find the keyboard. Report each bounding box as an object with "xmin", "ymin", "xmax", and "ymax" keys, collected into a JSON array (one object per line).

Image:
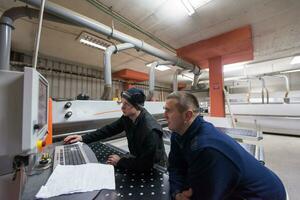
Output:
[{"xmin": 53, "ymin": 143, "xmax": 89, "ymax": 169}]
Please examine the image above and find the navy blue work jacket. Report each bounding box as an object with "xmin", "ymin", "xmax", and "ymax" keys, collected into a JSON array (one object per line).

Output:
[{"xmin": 168, "ymin": 116, "xmax": 286, "ymax": 200}]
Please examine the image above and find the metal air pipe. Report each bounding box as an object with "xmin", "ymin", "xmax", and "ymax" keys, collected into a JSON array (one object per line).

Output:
[
  {"xmin": 173, "ymin": 69, "xmax": 180, "ymax": 92},
  {"xmin": 19, "ymin": 0, "xmax": 197, "ymax": 72},
  {"xmin": 147, "ymin": 61, "xmax": 157, "ymax": 101},
  {"xmin": 147, "ymin": 60, "xmax": 175, "ymax": 100},
  {"xmin": 274, "ymin": 75, "xmax": 290, "ymax": 98},
  {"xmin": 0, "ymin": 6, "xmax": 76, "ymax": 70},
  {"xmin": 259, "ymin": 77, "xmax": 269, "ymax": 104},
  {"xmin": 101, "ymin": 43, "xmax": 135, "ymax": 100}
]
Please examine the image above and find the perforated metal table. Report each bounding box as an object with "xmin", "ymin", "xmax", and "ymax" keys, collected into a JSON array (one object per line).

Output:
[{"xmin": 89, "ymin": 142, "xmax": 170, "ymax": 200}]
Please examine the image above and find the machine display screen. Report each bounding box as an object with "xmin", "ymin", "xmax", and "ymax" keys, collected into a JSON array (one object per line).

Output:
[{"xmin": 38, "ymin": 77, "xmax": 48, "ymax": 131}]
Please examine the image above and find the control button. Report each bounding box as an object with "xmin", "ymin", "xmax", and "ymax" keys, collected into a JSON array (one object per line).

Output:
[
  {"xmin": 64, "ymin": 111, "xmax": 72, "ymax": 119},
  {"xmin": 33, "ymin": 124, "xmax": 40, "ymax": 130},
  {"xmin": 64, "ymin": 102, "xmax": 72, "ymax": 109}
]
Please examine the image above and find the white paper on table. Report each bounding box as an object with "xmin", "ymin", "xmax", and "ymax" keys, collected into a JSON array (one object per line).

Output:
[{"xmin": 36, "ymin": 163, "xmax": 115, "ymax": 198}]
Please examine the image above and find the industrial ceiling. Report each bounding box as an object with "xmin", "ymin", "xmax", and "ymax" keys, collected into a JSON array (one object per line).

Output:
[{"xmin": 1, "ymin": 0, "xmax": 300, "ymax": 84}]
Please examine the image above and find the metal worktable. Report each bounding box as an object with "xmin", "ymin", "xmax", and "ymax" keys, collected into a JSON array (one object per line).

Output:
[{"xmin": 22, "ymin": 142, "xmax": 169, "ymax": 200}]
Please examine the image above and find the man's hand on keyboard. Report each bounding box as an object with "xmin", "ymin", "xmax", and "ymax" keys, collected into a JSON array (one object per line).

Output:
[
  {"xmin": 107, "ymin": 154, "xmax": 121, "ymax": 166},
  {"xmin": 63, "ymin": 135, "xmax": 83, "ymax": 144}
]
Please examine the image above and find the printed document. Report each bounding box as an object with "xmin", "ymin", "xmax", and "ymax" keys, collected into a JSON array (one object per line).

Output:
[{"xmin": 36, "ymin": 163, "xmax": 115, "ymax": 198}]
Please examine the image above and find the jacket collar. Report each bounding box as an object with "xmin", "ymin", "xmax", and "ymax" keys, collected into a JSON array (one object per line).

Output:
[
  {"xmin": 133, "ymin": 108, "xmax": 146, "ymax": 125},
  {"xmin": 174, "ymin": 115, "xmax": 204, "ymax": 147}
]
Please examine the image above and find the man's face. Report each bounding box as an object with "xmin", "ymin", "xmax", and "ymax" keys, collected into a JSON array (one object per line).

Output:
[
  {"xmin": 121, "ymin": 98, "xmax": 137, "ymax": 116},
  {"xmin": 164, "ymin": 99, "xmax": 185, "ymax": 134}
]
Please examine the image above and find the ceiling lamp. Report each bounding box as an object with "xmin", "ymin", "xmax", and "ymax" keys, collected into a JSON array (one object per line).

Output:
[
  {"xmin": 280, "ymin": 69, "xmax": 300, "ymax": 74},
  {"xmin": 290, "ymin": 56, "xmax": 300, "ymax": 65},
  {"xmin": 77, "ymin": 31, "xmax": 112, "ymax": 50},
  {"xmin": 181, "ymin": 0, "xmax": 212, "ymax": 16},
  {"xmin": 189, "ymin": 0, "xmax": 212, "ymax": 9},
  {"xmin": 223, "ymin": 62, "xmax": 248, "ymax": 73},
  {"xmin": 181, "ymin": 0, "xmax": 195, "ymax": 16},
  {"xmin": 146, "ymin": 63, "xmax": 171, "ymax": 71}
]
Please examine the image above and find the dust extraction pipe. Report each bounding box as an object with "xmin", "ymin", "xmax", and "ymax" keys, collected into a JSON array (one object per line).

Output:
[
  {"xmin": 173, "ymin": 69, "xmax": 180, "ymax": 92},
  {"xmin": 0, "ymin": 6, "xmax": 70, "ymax": 70},
  {"xmin": 259, "ymin": 77, "xmax": 269, "ymax": 104},
  {"xmin": 147, "ymin": 60, "xmax": 176, "ymax": 100},
  {"xmin": 19, "ymin": 0, "xmax": 197, "ymax": 72},
  {"xmin": 274, "ymin": 75, "xmax": 290, "ymax": 99},
  {"xmin": 147, "ymin": 61, "xmax": 157, "ymax": 101},
  {"xmin": 102, "ymin": 43, "xmax": 135, "ymax": 100}
]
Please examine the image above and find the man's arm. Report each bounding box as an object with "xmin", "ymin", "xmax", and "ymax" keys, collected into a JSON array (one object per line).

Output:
[
  {"xmin": 81, "ymin": 117, "xmax": 124, "ymax": 144},
  {"xmin": 168, "ymin": 135, "xmax": 188, "ymax": 199},
  {"xmin": 188, "ymin": 148, "xmax": 241, "ymax": 200},
  {"xmin": 116, "ymin": 129, "xmax": 160, "ymax": 172}
]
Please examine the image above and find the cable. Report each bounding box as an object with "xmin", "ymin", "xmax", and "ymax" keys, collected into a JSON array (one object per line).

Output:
[{"xmin": 92, "ymin": 190, "xmax": 102, "ymax": 200}]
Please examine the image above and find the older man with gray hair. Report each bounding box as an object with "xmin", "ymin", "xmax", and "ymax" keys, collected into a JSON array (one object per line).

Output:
[{"xmin": 164, "ymin": 91, "xmax": 286, "ymax": 200}]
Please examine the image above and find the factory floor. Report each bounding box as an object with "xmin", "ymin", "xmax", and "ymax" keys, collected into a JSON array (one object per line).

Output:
[
  {"xmin": 106, "ymin": 134, "xmax": 299, "ymax": 199},
  {"xmin": 262, "ymin": 134, "xmax": 300, "ymax": 200}
]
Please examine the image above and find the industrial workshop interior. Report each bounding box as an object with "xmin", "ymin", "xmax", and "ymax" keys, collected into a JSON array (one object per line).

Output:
[{"xmin": 0, "ymin": 0, "xmax": 299, "ymax": 199}]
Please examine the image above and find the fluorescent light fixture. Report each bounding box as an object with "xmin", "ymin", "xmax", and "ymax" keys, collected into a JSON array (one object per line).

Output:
[
  {"xmin": 79, "ymin": 38, "xmax": 107, "ymax": 50},
  {"xmin": 280, "ymin": 69, "xmax": 300, "ymax": 74},
  {"xmin": 77, "ymin": 31, "xmax": 112, "ymax": 51},
  {"xmin": 224, "ymin": 76, "xmax": 247, "ymax": 81},
  {"xmin": 146, "ymin": 63, "xmax": 171, "ymax": 71},
  {"xmin": 181, "ymin": 72, "xmax": 194, "ymax": 80},
  {"xmin": 290, "ymin": 56, "xmax": 300, "ymax": 65},
  {"xmin": 223, "ymin": 62, "xmax": 248, "ymax": 73},
  {"xmin": 181, "ymin": 0, "xmax": 195, "ymax": 16},
  {"xmin": 156, "ymin": 65, "xmax": 171, "ymax": 71},
  {"xmin": 189, "ymin": 0, "xmax": 212, "ymax": 9}
]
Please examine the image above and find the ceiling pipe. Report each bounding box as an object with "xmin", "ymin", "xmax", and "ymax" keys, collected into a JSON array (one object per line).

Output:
[
  {"xmin": 102, "ymin": 43, "xmax": 135, "ymax": 100},
  {"xmin": 259, "ymin": 77, "xmax": 269, "ymax": 104},
  {"xmin": 274, "ymin": 75, "xmax": 290, "ymax": 98},
  {"xmin": 19, "ymin": 0, "xmax": 197, "ymax": 72},
  {"xmin": 173, "ymin": 69, "xmax": 181, "ymax": 92},
  {"xmin": 147, "ymin": 60, "xmax": 175, "ymax": 100},
  {"xmin": 223, "ymin": 87, "xmax": 236, "ymax": 128},
  {"xmin": 0, "ymin": 6, "xmax": 71, "ymax": 70},
  {"xmin": 191, "ymin": 66, "xmax": 202, "ymax": 89},
  {"xmin": 247, "ymin": 80, "xmax": 252, "ymax": 103},
  {"xmin": 0, "ymin": 16, "xmax": 12, "ymax": 70},
  {"xmin": 147, "ymin": 61, "xmax": 157, "ymax": 101}
]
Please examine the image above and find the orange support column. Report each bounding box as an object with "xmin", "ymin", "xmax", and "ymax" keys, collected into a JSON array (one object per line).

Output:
[{"xmin": 209, "ymin": 57, "xmax": 225, "ymax": 117}]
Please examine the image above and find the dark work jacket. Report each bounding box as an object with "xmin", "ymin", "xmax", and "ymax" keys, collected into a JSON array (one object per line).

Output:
[
  {"xmin": 82, "ymin": 108, "xmax": 167, "ymax": 172},
  {"xmin": 168, "ymin": 116, "xmax": 286, "ymax": 200}
]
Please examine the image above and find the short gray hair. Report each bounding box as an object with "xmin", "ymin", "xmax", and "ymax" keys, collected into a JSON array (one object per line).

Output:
[{"xmin": 166, "ymin": 91, "xmax": 200, "ymax": 113}]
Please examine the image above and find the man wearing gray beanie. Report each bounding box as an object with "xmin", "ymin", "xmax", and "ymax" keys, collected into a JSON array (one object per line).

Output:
[{"xmin": 64, "ymin": 87, "xmax": 167, "ymax": 172}]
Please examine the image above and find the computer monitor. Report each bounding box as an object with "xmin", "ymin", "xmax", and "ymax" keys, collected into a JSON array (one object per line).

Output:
[{"xmin": 0, "ymin": 67, "xmax": 49, "ymax": 158}]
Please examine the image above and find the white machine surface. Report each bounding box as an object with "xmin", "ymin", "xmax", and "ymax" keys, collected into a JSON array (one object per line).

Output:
[
  {"xmin": 226, "ymin": 104, "xmax": 300, "ymax": 136},
  {"xmin": 52, "ymin": 100, "xmax": 165, "ymax": 135},
  {"xmin": 52, "ymin": 100, "xmax": 165, "ymax": 123}
]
